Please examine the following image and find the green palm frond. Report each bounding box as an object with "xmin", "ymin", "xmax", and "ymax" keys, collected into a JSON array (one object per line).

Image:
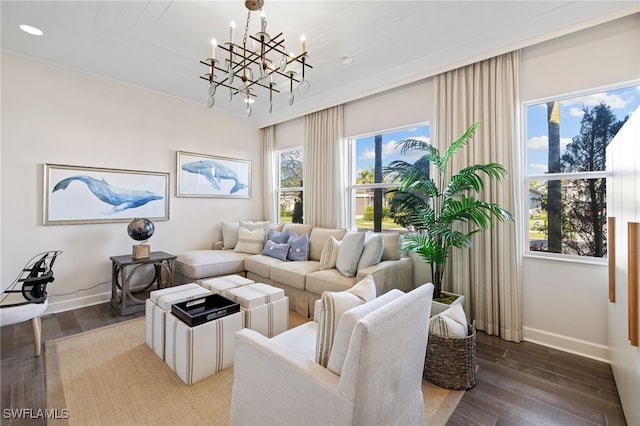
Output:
[
  {"xmin": 438, "ymin": 121, "xmax": 480, "ymax": 173},
  {"xmin": 382, "ymin": 122, "xmax": 513, "ymax": 299}
]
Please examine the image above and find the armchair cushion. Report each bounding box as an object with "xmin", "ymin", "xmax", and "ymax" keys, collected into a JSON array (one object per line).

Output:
[
  {"xmin": 327, "ymin": 289, "xmax": 404, "ymax": 375},
  {"xmin": 315, "ymin": 275, "xmax": 377, "ymax": 367}
]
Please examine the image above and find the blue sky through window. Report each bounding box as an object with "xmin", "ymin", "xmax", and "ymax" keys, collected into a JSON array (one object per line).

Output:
[
  {"xmin": 526, "ymin": 85, "xmax": 639, "ymax": 175},
  {"xmin": 354, "ymin": 125, "xmax": 431, "ymax": 177}
]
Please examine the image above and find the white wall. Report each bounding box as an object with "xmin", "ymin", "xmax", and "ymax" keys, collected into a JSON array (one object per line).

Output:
[
  {"xmin": 1, "ymin": 52, "xmax": 261, "ymax": 313},
  {"xmin": 519, "ymin": 13, "xmax": 640, "ymax": 361}
]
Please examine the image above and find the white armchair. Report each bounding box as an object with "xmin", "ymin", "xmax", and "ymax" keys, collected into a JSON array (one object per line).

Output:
[{"xmin": 231, "ymin": 283, "xmax": 434, "ymax": 426}]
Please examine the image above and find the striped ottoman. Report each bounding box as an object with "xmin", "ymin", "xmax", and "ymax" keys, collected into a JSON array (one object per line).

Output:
[
  {"xmin": 145, "ymin": 283, "xmax": 212, "ymax": 360},
  {"xmin": 223, "ymin": 283, "xmax": 289, "ymax": 338}
]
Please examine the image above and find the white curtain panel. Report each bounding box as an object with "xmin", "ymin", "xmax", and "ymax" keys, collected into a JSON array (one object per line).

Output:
[
  {"xmin": 261, "ymin": 126, "xmax": 277, "ymax": 223},
  {"xmin": 303, "ymin": 105, "xmax": 348, "ymax": 229},
  {"xmin": 433, "ymin": 50, "xmax": 523, "ymax": 342}
]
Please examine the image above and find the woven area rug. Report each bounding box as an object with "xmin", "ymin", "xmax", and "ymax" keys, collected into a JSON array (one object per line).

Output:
[{"xmin": 46, "ymin": 315, "xmax": 464, "ymax": 426}]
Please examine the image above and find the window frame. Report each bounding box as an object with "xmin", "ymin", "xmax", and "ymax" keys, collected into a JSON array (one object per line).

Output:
[
  {"xmin": 521, "ymin": 82, "xmax": 639, "ymax": 264},
  {"xmin": 346, "ymin": 122, "xmax": 430, "ymax": 232},
  {"xmin": 276, "ymin": 147, "xmax": 303, "ymax": 224}
]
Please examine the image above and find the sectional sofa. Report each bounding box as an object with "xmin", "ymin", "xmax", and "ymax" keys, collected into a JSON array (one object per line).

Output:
[{"xmin": 174, "ymin": 221, "xmax": 414, "ymax": 317}]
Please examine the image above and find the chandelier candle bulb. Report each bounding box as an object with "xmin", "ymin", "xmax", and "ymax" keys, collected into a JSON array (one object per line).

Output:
[
  {"xmin": 300, "ymin": 35, "xmax": 306, "ymax": 54},
  {"xmin": 260, "ymin": 10, "xmax": 266, "ymax": 33},
  {"xmin": 211, "ymin": 38, "xmax": 217, "ymax": 61},
  {"xmin": 230, "ymin": 20, "xmax": 236, "ymax": 44}
]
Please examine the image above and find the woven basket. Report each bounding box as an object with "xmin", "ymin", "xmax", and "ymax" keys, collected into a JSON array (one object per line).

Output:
[{"xmin": 423, "ymin": 323, "xmax": 477, "ymax": 390}]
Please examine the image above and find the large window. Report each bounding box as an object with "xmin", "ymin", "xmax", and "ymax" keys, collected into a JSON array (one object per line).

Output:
[
  {"xmin": 277, "ymin": 148, "xmax": 303, "ymax": 224},
  {"xmin": 348, "ymin": 124, "xmax": 430, "ymax": 232},
  {"xmin": 525, "ymin": 84, "xmax": 639, "ymax": 259}
]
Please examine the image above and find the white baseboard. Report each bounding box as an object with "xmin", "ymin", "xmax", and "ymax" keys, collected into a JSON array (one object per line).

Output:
[
  {"xmin": 523, "ymin": 326, "xmax": 609, "ymax": 363},
  {"xmin": 45, "ymin": 291, "xmax": 112, "ymax": 314}
]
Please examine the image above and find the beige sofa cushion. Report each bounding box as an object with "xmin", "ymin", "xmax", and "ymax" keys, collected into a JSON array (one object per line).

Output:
[
  {"xmin": 282, "ymin": 223, "xmax": 313, "ymax": 238},
  {"xmin": 175, "ymin": 250, "xmax": 250, "ymax": 280},
  {"xmin": 308, "ymin": 227, "xmax": 347, "ymax": 261},
  {"xmin": 306, "ymin": 269, "xmax": 356, "ymax": 295},
  {"xmin": 244, "ymin": 254, "xmax": 285, "ymax": 278},
  {"xmin": 270, "ymin": 260, "xmax": 320, "ymax": 290}
]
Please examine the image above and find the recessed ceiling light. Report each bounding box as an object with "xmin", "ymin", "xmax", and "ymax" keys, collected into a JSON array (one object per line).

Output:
[
  {"xmin": 19, "ymin": 24, "xmax": 43, "ymax": 36},
  {"xmin": 340, "ymin": 55, "xmax": 353, "ymax": 65}
]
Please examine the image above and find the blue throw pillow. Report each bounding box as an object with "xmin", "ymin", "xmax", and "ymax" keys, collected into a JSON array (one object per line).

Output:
[
  {"xmin": 287, "ymin": 232, "xmax": 309, "ymax": 261},
  {"xmin": 261, "ymin": 239, "xmax": 290, "ymax": 261},
  {"xmin": 268, "ymin": 228, "xmax": 290, "ymax": 244}
]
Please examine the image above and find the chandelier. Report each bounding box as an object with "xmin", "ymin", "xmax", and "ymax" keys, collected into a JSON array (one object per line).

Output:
[{"xmin": 200, "ymin": 0, "xmax": 312, "ymax": 117}]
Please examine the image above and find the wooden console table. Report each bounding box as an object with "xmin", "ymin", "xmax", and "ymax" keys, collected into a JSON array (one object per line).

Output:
[{"xmin": 110, "ymin": 251, "xmax": 176, "ymax": 315}]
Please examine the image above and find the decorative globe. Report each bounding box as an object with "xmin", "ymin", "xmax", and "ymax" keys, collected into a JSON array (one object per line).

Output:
[{"xmin": 127, "ymin": 218, "xmax": 155, "ymax": 242}]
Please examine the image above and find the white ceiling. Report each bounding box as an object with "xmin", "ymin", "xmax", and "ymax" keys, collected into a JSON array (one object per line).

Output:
[{"xmin": 2, "ymin": 1, "xmax": 638, "ymax": 127}]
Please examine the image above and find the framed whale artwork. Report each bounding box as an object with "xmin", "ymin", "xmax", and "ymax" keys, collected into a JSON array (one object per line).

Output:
[
  {"xmin": 43, "ymin": 164, "xmax": 170, "ymax": 225},
  {"xmin": 176, "ymin": 151, "xmax": 251, "ymax": 199}
]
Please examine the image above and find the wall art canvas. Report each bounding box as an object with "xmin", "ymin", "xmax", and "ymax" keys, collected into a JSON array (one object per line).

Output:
[
  {"xmin": 43, "ymin": 164, "xmax": 170, "ymax": 225},
  {"xmin": 177, "ymin": 151, "xmax": 251, "ymax": 198}
]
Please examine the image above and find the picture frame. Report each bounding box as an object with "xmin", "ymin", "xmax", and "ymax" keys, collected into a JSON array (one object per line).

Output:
[
  {"xmin": 43, "ymin": 164, "xmax": 170, "ymax": 225},
  {"xmin": 176, "ymin": 151, "xmax": 251, "ymax": 198}
]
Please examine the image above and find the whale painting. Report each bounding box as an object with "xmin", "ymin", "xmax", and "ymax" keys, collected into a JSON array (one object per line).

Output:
[
  {"xmin": 44, "ymin": 164, "xmax": 169, "ymax": 225},
  {"xmin": 53, "ymin": 176, "xmax": 163, "ymax": 213},
  {"xmin": 177, "ymin": 152, "xmax": 251, "ymax": 198}
]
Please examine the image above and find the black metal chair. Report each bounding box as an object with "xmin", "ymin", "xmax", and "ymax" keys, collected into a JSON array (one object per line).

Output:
[{"xmin": 0, "ymin": 251, "xmax": 62, "ymax": 356}]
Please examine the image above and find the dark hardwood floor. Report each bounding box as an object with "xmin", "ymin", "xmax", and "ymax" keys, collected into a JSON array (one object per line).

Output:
[{"xmin": 1, "ymin": 303, "xmax": 627, "ymax": 425}]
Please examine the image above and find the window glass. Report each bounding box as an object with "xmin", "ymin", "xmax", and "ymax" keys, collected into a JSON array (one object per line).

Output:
[
  {"xmin": 525, "ymin": 85, "xmax": 639, "ymax": 258},
  {"xmin": 350, "ymin": 124, "xmax": 430, "ymax": 232},
  {"xmin": 278, "ymin": 148, "xmax": 303, "ymax": 224}
]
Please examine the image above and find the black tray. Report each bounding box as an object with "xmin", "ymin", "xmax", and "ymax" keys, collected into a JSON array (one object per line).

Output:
[{"xmin": 171, "ymin": 294, "xmax": 240, "ymax": 327}]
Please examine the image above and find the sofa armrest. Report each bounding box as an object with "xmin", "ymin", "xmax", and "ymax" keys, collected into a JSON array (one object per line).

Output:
[
  {"xmin": 357, "ymin": 257, "xmax": 414, "ymax": 294},
  {"xmin": 231, "ymin": 328, "xmax": 353, "ymax": 425}
]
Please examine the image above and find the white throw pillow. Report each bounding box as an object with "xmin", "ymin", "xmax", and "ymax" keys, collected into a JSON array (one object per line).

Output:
[
  {"xmin": 357, "ymin": 232, "xmax": 384, "ymax": 271},
  {"xmin": 335, "ymin": 231, "xmax": 365, "ymax": 277},
  {"xmin": 315, "ymin": 275, "xmax": 377, "ymax": 367},
  {"xmin": 347, "ymin": 274, "xmax": 377, "ymax": 301},
  {"xmin": 327, "ymin": 289, "xmax": 404, "ymax": 375},
  {"xmin": 429, "ymin": 303, "xmax": 468, "ymax": 338},
  {"xmin": 319, "ymin": 236, "xmax": 340, "ymax": 270},
  {"xmin": 234, "ymin": 227, "xmax": 266, "ymax": 254},
  {"xmin": 221, "ymin": 221, "xmax": 240, "ymax": 249}
]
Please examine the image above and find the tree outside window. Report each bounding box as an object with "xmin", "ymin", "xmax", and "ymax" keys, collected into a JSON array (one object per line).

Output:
[{"xmin": 349, "ymin": 124, "xmax": 430, "ymax": 232}]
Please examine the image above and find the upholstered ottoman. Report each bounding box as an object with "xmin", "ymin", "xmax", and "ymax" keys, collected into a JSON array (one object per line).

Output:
[
  {"xmin": 145, "ymin": 283, "xmax": 212, "ymax": 360},
  {"xmin": 165, "ymin": 310, "xmax": 243, "ymax": 385},
  {"xmin": 223, "ymin": 283, "xmax": 289, "ymax": 338},
  {"xmin": 199, "ymin": 274, "xmax": 254, "ymax": 294}
]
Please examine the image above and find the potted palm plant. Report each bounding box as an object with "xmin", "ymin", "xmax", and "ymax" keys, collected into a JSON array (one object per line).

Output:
[{"xmin": 384, "ymin": 122, "xmax": 513, "ymax": 314}]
